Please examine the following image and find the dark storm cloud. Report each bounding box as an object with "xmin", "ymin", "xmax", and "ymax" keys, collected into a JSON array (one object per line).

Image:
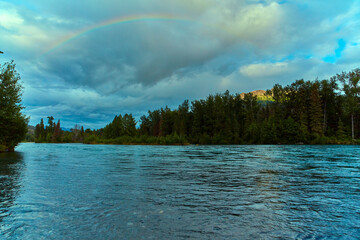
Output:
[{"xmin": 36, "ymin": 17, "xmax": 225, "ymax": 91}]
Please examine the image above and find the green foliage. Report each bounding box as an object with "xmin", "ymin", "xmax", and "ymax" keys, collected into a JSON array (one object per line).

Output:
[
  {"xmin": 34, "ymin": 116, "xmax": 64, "ymax": 143},
  {"xmin": 335, "ymin": 69, "xmax": 360, "ymax": 139},
  {"xmin": 261, "ymin": 117, "xmax": 278, "ymax": 144},
  {"xmin": 62, "ymin": 132, "xmax": 73, "ymax": 143},
  {"xmin": 336, "ymin": 119, "xmax": 347, "ymax": 140},
  {"xmin": 280, "ymin": 117, "xmax": 300, "ymax": 143},
  {"xmin": 83, "ymin": 135, "xmax": 100, "ymax": 144},
  {"xmin": 103, "ymin": 114, "xmax": 136, "ymax": 139},
  {"xmin": 0, "ymin": 61, "xmax": 28, "ymax": 151},
  {"xmin": 0, "ymin": 145, "xmax": 6, "ymax": 152},
  {"xmin": 309, "ymin": 83, "xmax": 323, "ymax": 136}
]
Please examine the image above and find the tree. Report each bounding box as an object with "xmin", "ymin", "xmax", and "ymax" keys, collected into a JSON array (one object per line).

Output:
[
  {"xmin": 0, "ymin": 61, "xmax": 28, "ymax": 151},
  {"xmin": 39, "ymin": 118, "xmax": 45, "ymax": 141},
  {"xmin": 175, "ymin": 100, "xmax": 190, "ymax": 136},
  {"xmin": 123, "ymin": 114, "xmax": 136, "ymax": 137},
  {"xmin": 71, "ymin": 124, "xmax": 82, "ymax": 142},
  {"xmin": 52, "ymin": 120, "xmax": 62, "ymax": 143},
  {"xmin": 45, "ymin": 116, "xmax": 55, "ymax": 141},
  {"xmin": 336, "ymin": 119, "xmax": 346, "ymax": 140},
  {"xmin": 159, "ymin": 107, "xmax": 174, "ymax": 136},
  {"xmin": 46, "ymin": 116, "xmax": 55, "ymax": 133},
  {"xmin": 309, "ymin": 82, "xmax": 324, "ymax": 137},
  {"xmin": 336, "ymin": 69, "xmax": 360, "ymax": 139},
  {"xmin": 319, "ymin": 78, "xmax": 338, "ymax": 136},
  {"xmin": 139, "ymin": 115, "xmax": 151, "ymax": 136},
  {"xmin": 148, "ymin": 110, "xmax": 161, "ymax": 137}
]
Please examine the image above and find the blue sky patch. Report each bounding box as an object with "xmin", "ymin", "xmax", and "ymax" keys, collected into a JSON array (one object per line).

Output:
[{"xmin": 323, "ymin": 38, "xmax": 347, "ymax": 63}]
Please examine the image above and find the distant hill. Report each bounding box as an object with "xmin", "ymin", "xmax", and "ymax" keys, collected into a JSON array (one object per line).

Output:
[
  {"xmin": 25, "ymin": 125, "xmax": 35, "ymax": 142},
  {"xmin": 28, "ymin": 125, "xmax": 35, "ymax": 134},
  {"xmin": 61, "ymin": 127, "xmax": 72, "ymax": 132},
  {"xmin": 239, "ymin": 89, "xmax": 267, "ymax": 98}
]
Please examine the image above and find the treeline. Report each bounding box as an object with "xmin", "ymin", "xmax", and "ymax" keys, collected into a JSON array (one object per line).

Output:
[
  {"xmin": 33, "ymin": 68, "xmax": 360, "ymax": 145},
  {"xmin": 34, "ymin": 116, "xmax": 90, "ymax": 143}
]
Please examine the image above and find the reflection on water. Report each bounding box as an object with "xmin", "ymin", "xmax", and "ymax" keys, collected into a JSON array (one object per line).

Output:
[
  {"xmin": 0, "ymin": 152, "xmax": 24, "ymax": 234},
  {"xmin": 0, "ymin": 143, "xmax": 360, "ymax": 239}
]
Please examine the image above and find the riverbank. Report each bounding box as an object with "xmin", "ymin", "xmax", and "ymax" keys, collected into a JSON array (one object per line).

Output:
[{"xmin": 29, "ymin": 137, "xmax": 360, "ymax": 146}]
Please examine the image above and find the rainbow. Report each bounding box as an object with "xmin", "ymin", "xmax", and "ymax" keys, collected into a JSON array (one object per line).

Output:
[{"xmin": 44, "ymin": 14, "xmax": 189, "ymax": 54}]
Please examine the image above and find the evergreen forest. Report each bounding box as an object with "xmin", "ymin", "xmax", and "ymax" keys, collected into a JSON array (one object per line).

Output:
[{"xmin": 33, "ymin": 68, "xmax": 360, "ymax": 145}]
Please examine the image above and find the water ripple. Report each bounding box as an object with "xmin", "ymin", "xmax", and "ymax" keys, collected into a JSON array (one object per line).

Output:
[{"xmin": 0, "ymin": 143, "xmax": 359, "ymax": 239}]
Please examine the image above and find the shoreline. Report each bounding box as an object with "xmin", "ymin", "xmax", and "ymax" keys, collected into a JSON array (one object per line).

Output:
[{"xmin": 21, "ymin": 142, "xmax": 360, "ymax": 146}]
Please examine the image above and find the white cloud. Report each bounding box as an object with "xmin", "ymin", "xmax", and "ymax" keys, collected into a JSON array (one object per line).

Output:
[
  {"xmin": 214, "ymin": 2, "xmax": 283, "ymax": 40},
  {"xmin": 0, "ymin": 8, "xmax": 24, "ymax": 29},
  {"xmin": 239, "ymin": 62, "xmax": 290, "ymax": 78}
]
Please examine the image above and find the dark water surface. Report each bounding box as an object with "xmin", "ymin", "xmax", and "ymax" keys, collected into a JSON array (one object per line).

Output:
[{"xmin": 0, "ymin": 143, "xmax": 360, "ymax": 239}]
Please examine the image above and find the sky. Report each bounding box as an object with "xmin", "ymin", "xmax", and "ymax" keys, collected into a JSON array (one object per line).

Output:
[{"xmin": 1, "ymin": 0, "xmax": 360, "ymax": 129}]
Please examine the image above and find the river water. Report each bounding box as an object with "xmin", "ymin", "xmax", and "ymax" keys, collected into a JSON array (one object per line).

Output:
[{"xmin": 0, "ymin": 143, "xmax": 359, "ymax": 239}]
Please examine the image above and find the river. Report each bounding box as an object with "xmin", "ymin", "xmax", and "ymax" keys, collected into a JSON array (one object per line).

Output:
[{"xmin": 0, "ymin": 143, "xmax": 359, "ymax": 239}]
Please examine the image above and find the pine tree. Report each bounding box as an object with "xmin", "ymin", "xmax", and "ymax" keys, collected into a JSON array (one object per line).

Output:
[
  {"xmin": 0, "ymin": 61, "xmax": 28, "ymax": 151},
  {"xmin": 309, "ymin": 83, "xmax": 323, "ymax": 136},
  {"xmin": 39, "ymin": 118, "xmax": 45, "ymax": 141},
  {"xmin": 336, "ymin": 69, "xmax": 360, "ymax": 139},
  {"xmin": 139, "ymin": 115, "xmax": 151, "ymax": 136},
  {"xmin": 176, "ymin": 100, "xmax": 189, "ymax": 136},
  {"xmin": 35, "ymin": 123, "xmax": 41, "ymax": 140},
  {"xmin": 123, "ymin": 114, "xmax": 136, "ymax": 136},
  {"xmin": 52, "ymin": 120, "xmax": 62, "ymax": 143},
  {"xmin": 336, "ymin": 119, "xmax": 346, "ymax": 140},
  {"xmin": 319, "ymin": 79, "xmax": 338, "ymax": 136}
]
